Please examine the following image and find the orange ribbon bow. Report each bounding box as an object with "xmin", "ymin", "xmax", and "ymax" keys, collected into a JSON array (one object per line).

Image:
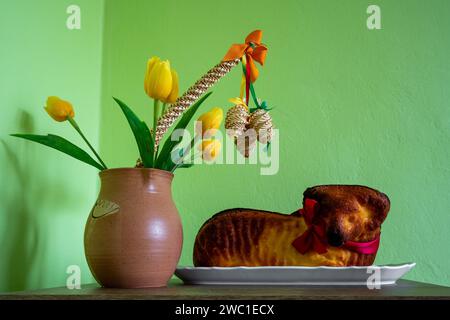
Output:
[{"xmin": 222, "ymin": 30, "xmax": 268, "ymax": 83}]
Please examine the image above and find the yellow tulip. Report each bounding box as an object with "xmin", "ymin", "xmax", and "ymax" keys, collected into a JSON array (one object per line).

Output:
[
  {"xmin": 144, "ymin": 56, "xmax": 179, "ymax": 103},
  {"xmin": 199, "ymin": 139, "xmax": 221, "ymax": 161},
  {"xmin": 44, "ymin": 96, "xmax": 74, "ymax": 122},
  {"xmin": 197, "ymin": 107, "xmax": 223, "ymax": 137}
]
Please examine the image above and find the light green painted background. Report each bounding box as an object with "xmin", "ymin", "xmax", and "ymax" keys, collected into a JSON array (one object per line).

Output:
[
  {"xmin": 0, "ymin": 0, "xmax": 102, "ymax": 291},
  {"xmin": 1, "ymin": 0, "xmax": 449, "ymax": 292}
]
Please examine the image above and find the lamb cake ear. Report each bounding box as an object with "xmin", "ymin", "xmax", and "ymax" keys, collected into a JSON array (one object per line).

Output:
[{"xmin": 367, "ymin": 190, "xmax": 391, "ymax": 224}]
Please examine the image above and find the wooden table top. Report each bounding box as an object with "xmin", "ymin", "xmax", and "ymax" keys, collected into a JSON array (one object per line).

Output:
[{"xmin": 2, "ymin": 279, "xmax": 450, "ymax": 300}]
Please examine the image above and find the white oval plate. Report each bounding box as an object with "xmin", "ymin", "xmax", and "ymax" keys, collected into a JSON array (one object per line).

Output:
[{"xmin": 175, "ymin": 263, "xmax": 416, "ymax": 286}]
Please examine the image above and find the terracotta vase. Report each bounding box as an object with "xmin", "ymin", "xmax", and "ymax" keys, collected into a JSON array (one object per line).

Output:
[{"xmin": 84, "ymin": 168, "xmax": 182, "ymax": 288}]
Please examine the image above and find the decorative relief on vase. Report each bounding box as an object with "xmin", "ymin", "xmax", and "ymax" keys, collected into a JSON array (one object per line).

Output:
[{"xmin": 91, "ymin": 199, "xmax": 120, "ymax": 218}]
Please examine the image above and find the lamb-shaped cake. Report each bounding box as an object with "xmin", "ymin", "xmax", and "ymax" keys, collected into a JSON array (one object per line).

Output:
[{"xmin": 193, "ymin": 185, "xmax": 390, "ymax": 267}]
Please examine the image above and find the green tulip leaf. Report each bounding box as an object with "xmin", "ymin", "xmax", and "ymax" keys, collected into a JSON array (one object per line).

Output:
[
  {"xmin": 10, "ymin": 133, "xmax": 105, "ymax": 170},
  {"xmin": 156, "ymin": 92, "xmax": 212, "ymax": 169},
  {"xmin": 113, "ymin": 97, "xmax": 154, "ymax": 167}
]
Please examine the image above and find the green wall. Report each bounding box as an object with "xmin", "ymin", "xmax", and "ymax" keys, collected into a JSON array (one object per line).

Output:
[
  {"xmin": 1, "ymin": 0, "xmax": 449, "ymax": 292},
  {"xmin": 0, "ymin": 0, "xmax": 102, "ymax": 291}
]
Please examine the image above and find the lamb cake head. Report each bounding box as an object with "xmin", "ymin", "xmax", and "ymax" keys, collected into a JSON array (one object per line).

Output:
[
  {"xmin": 193, "ymin": 185, "xmax": 390, "ymax": 267},
  {"xmin": 302, "ymin": 185, "xmax": 390, "ymax": 248}
]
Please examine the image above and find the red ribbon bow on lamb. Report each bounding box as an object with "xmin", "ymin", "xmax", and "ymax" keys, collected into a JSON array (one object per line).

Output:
[
  {"xmin": 291, "ymin": 198, "xmax": 328, "ymax": 254},
  {"xmin": 291, "ymin": 198, "xmax": 381, "ymax": 255}
]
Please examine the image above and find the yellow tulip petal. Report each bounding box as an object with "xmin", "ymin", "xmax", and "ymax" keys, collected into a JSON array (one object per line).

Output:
[
  {"xmin": 144, "ymin": 56, "xmax": 161, "ymax": 97},
  {"xmin": 147, "ymin": 56, "xmax": 160, "ymax": 74},
  {"xmin": 147, "ymin": 63, "xmax": 161, "ymax": 98},
  {"xmin": 158, "ymin": 61, "xmax": 174, "ymax": 99},
  {"xmin": 148, "ymin": 60, "xmax": 173, "ymax": 100},
  {"xmin": 164, "ymin": 69, "xmax": 179, "ymax": 104},
  {"xmin": 197, "ymin": 107, "xmax": 223, "ymax": 138},
  {"xmin": 200, "ymin": 139, "xmax": 221, "ymax": 161}
]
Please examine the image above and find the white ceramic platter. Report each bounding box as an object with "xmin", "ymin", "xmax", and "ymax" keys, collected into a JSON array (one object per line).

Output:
[{"xmin": 175, "ymin": 263, "xmax": 416, "ymax": 286}]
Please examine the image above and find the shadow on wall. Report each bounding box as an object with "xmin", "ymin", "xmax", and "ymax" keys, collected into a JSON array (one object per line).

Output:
[{"xmin": 0, "ymin": 110, "xmax": 41, "ymax": 291}]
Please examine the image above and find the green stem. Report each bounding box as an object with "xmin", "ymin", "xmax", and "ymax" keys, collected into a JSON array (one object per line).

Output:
[
  {"xmin": 153, "ymin": 99, "xmax": 162, "ymax": 162},
  {"xmin": 67, "ymin": 116, "xmax": 107, "ymax": 169}
]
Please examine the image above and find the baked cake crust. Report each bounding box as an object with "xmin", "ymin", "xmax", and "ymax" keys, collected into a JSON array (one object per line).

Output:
[{"xmin": 193, "ymin": 185, "xmax": 390, "ymax": 267}]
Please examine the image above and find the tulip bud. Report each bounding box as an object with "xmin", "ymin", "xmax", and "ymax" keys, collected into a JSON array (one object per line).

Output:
[
  {"xmin": 200, "ymin": 139, "xmax": 221, "ymax": 161},
  {"xmin": 197, "ymin": 107, "xmax": 223, "ymax": 138},
  {"xmin": 44, "ymin": 96, "xmax": 74, "ymax": 122},
  {"xmin": 144, "ymin": 56, "xmax": 178, "ymax": 103}
]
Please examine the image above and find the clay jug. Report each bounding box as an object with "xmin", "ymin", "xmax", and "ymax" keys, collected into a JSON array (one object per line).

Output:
[{"xmin": 84, "ymin": 168, "xmax": 182, "ymax": 288}]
